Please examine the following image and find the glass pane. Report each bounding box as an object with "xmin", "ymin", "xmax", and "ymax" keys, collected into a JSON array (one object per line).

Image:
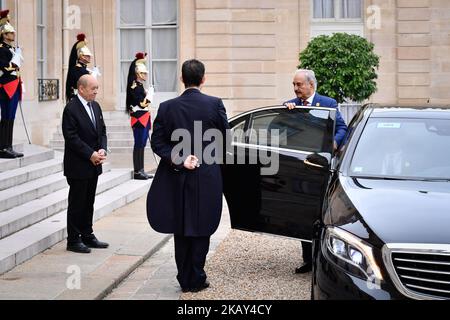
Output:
[
  {"xmin": 152, "ymin": 61, "xmax": 177, "ymax": 92},
  {"xmin": 313, "ymin": 0, "xmax": 334, "ymax": 19},
  {"xmin": 249, "ymin": 109, "xmax": 333, "ymax": 152},
  {"xmin": 231, "ymin": 120, "xmax": 247, "ymax": 144},
  {"xmin": 120, "ymin": 0, "xmax": 145, "ymax": 25},
  {"xmin": 152, "ymin": 0, "xmax": 177, "ymax": 25},
  {"xmin": 341, "ymin": 0, "xmax": 362, "ymax": 19},
  {"xmin": 152, "ymin": 28, "xmax": 177, "ymax": 59},
  {"xmin": 121, "ymin": 62, "xmax": 132, "ymax": 92},
  {"xmin": 350, "ymin": 118, "xmax": 450, "ymax": 179},
  {"xmin": 120, "ymin": 29, "xmax": 145, "ymax": 60}
]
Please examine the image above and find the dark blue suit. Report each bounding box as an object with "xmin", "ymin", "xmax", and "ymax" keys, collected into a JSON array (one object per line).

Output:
[
  {"xmin": 285, "ymin": 93, "xmax": 348, "ymax": 147},
  {"xmin": 147, "ymin": 88, "xmax": 230, "ymax": 289}
]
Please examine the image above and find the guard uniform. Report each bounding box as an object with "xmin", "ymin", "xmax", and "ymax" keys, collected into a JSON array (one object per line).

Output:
[
  {"xmin": 126, "ymin": 53, "xmax": 152, "ymax": 180},
  {"xmin": 0, "ymin": 9, "xmax": 23, "ymax": 159}
]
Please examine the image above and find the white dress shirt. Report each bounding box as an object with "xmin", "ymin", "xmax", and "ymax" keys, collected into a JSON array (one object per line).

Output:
[{"xmin": 77, "ymin": 94, "xmax": 96, "ymax": 126}]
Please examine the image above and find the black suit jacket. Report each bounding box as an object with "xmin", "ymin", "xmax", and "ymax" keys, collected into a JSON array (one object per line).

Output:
[
  {"xmin": 147, "ymin": 89, "xmax": 230, "ymax": 237},
  {"xmin": 62, "ymin": 96, "xmax": 107, "ymax": 179}
]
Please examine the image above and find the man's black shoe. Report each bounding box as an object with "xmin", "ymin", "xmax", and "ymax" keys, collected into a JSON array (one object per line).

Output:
[
  {"xmin": 190, "ymin": 281, "xmax": 210, "ymax": 293},
  {"xmin": 82, "ymin": 237, "xmax": 109, "ymax": 249},
  {"xmin": 181, "ymin": 281, "xmax": 210, "ymax": 293},
  {"xmin": 67, "ymin": 242, "xmax": 91, "ymax": 254},
  {"xmin": 0, "ymin": 149, "xmax": 17, "ymax": 159},
  {"xmin": 7, "ymin": 147, "xmax": 23, "ymax": 158},
  {"xmin": 295, "ymin": 262, "xmax": 312, "ymax": 274},
  {"xmin": 134, "ymin": 171, "xmax": 149, "ymax": 180}
]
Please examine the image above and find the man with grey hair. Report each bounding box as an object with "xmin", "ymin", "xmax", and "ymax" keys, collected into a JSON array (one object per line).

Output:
[
  {"xmin": 285, "ymin": 69, "xmax": 348, "ymax": 274},
  {"xmin": 62, "ymin": 74, "xmax": 109, "ymax": 254}
]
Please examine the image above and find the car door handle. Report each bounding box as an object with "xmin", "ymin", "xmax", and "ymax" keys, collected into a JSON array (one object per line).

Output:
[{"xmin": 304, "ymin": 159, "xmax": 325, "ymax": 169}]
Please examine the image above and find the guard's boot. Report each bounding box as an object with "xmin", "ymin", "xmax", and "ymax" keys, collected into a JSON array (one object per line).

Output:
[
  {"xmin": 133, "ymin": 148, "xmax": 148, "ymax": 180},
  {"xmin": 6, "ymin": 120, "xmax": 23, "ymax": 158},
  {"xmin": 138, "ymin": 148, "xmax": 153, "ymax": 179},
  {"xmin": 0, "ymin": 120, "xmax": 16, "ymax": 159}
]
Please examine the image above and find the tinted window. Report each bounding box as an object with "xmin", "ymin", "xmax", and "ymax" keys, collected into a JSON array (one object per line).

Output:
[
  {"xmin": 248, "ymin": 108, "xmax": 333, "ymax": 153},
  {"xmin": 350, "ymin": 118, "xmax": 450, "ymax": 179}
]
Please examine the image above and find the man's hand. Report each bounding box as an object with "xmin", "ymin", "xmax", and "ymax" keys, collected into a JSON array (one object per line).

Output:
[
  {"xmin": 285, "ymin": 102, "xmax": 296, "ymax": 110},
  {"xmin": 90, "ymin": 151, "xmax": 107, "ymax": 166},
  {"xmin": 334, "ymin": 141, "xmax": 338, "ymax": 152},
  {"xmin": 183, "ymin": 155, "xmax": 199, "ymax": 170}
]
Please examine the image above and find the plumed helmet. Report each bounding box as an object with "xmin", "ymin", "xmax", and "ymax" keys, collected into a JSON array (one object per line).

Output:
[
  {"xmin": 0, "ymin": 10, "xmax": 15, "ymax": 34},
  {"xmin": 135, "ymin": 52, "xmax": 148, "ymax": 74}
]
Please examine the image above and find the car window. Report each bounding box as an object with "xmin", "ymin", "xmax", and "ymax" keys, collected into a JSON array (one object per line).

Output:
[
  {"xmin": 230, "ymin": 120, "xmax": 246, "ymax": 144},
  {"xmin": 248, "ymin": 108, "xmax": 333, "ymax": 153},
  {"xmin": 350, "ymin": 118, "xmax": 450, "ymax": 179}
]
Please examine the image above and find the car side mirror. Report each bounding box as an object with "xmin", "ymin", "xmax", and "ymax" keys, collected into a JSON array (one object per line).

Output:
[{"xmin": 304, "ymin": 153, "xmax": 330, "ymax": 171}]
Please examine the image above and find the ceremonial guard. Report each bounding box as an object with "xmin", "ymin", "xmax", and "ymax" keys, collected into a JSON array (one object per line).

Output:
[
  {"xmin": 0, "ymin": 9, "xmax": 23, "ymax": 159},
  {"xmin": 65, "ymin": 33, "xmax": 97, "ymax": 101},
  {"xmin": 126, "ymin": 52, "xmax": 153, "ymax": 180}
]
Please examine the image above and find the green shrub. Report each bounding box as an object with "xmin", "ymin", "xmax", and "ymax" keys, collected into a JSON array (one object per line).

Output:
[{"xmin": 299, "ymin": 33, "xmax": 380, "ymax": 103}]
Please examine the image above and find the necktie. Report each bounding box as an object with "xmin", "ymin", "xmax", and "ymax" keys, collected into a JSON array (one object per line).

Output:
[
  {"xmin": 87, "ymin": 102, "xmax": 96, "ymax": 127},
  {"xmin": 302, "ymin": 99, "xmax": 309, "ymax": 106}
]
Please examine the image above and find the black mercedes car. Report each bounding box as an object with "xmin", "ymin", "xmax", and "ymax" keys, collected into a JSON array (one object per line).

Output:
[{"xmin": 223, "ymin": 104, "xmax": 450, "ymax": 300}]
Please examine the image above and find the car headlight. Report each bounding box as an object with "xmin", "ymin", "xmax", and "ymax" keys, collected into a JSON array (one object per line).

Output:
[{"xmin": 323, "ymin": 227, "xmax": 383, "ymax": 282}]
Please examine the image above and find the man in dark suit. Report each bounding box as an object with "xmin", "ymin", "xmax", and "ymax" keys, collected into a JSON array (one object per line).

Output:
[
  {"xmin": 285, "ymin": 69, "xmax": 348, "ymax": 274},
  {"xmin": 147, "ymin": 59, "xmax": 230, "ymax": 293},
  {"xmin": 62, "ymin": 74, "xmax": 109, "ymax": 254}
]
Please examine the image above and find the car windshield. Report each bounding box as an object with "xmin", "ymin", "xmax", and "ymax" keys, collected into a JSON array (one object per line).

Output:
[{"xmin": 349, "ymin": 117, "xmax": 450, "ymax": 181}]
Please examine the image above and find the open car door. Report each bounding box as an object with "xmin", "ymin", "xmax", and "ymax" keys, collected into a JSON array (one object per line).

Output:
[{"xmin": 223, "ymin": 106, "xmax": 336, "ymax": 241}]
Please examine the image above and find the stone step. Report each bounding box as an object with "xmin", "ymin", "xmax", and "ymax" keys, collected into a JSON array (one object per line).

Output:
[
  {"xmin": 107, "ymin": 132, "xmax": 134, "ymax": 140},
  {"xmin": 0, "ymin": 161, "xmax": 113, "ymax": 212},
  {"xmin": 102, "ymin": 111, "xmax": 132, "ymax": 120},
  {"xmin": 0, "ymin": 178, "xmax": 152, "ymax": 275},
  {"xmin": 0, "ymin": 169, "xmax": 132, "ymax": 240},
  {"xmin": 49, "ymin": 139, "xmax": 136, "ymax": 149},
  {"xmin": 0, "ymin": 145, "xmax": 54, "ymax": 173},
  {"xmin": 0, "ymin": 172, "xmax": 68, "ymax": 213},
  {"xmin": 0, "ymin": 158, "xmax": 63, "ymax": 192},
  {"xmin": 56, "ymin": 124, "xmax": 131, "ymax": 134}
]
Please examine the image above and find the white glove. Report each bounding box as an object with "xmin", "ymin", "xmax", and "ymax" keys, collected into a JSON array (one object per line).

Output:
[
  {"xmin": 11, "ymin": 47, "xmax": 24, "ymax": 68},
  {"xmin": 145, "ymin": 85, "xmax": 155, "ymax": 102},
  {"xmin": 90, "ymin": 66, "xmax": 102, "ymax": 79}
]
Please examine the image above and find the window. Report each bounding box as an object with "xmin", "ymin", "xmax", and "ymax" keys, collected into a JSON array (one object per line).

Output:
[
  {"xmin": 248, "ymin": 109, "xmax": 334, "ymax": 153},
  {"xmin": 313, "ymin": 0, "xmax": 362, "ymax": 20},
  {"xmin": 350, "ymin": 118, "xmax": 450, "ymax": 179},
  {"xmin": 37, "ymin": 0, "xmax": 46, "ymax": 79},
  {"xmin": 311, "ymin": 0, "xmax": 364, "ymax": 38},
  {"xmin": 118, "ymin": 0, "xmax": 178, "ymax": 94}
]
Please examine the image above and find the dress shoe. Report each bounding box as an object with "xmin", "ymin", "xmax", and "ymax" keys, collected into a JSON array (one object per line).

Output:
[
  {"xmin": 134, "ymin": 171, "xmax": 149, "ymax": 180},
  {"xmin": 7, "ymin": 147, "xmax": 24, "ymax": 158},
  {"xmin": 67, "ymin": 242, "xmax": 91, "ymax": 254},
  {"xmin": 181, "ymin": 281, "xmax": 210, "ymax": 293},
  {"xmin": 0, "ymin": 148, "xmax": 17, "ymax": 159},
  {"xmin": 139, "ymin": 169, "xmax": 154, "ymax": 179},
  {"xmin": 295, "ymin": 262, "xmax": 312, "ymax": 274},
  {"xmin": 190, "ymin": 281, "xmax": 210, "ymax": 293},
  {"xmin": 82, "ymin": 237, "xmax": 109, "ymax": 249}
]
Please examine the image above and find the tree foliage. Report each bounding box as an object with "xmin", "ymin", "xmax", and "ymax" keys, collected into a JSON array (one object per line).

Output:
[{"xmin": 299, "ymin": 33, "xmax": 380, "ymax": 103}]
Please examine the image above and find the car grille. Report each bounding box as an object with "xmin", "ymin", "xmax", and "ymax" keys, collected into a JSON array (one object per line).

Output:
[{"xmin": 390, "ymin": 251, "xmax": 450, "ymax": 299}]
